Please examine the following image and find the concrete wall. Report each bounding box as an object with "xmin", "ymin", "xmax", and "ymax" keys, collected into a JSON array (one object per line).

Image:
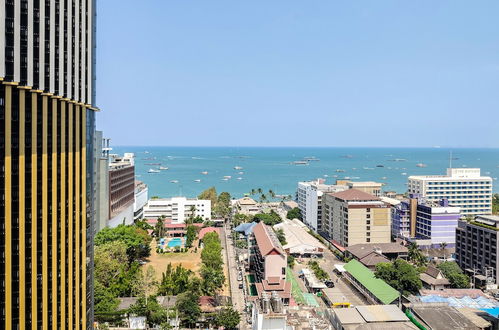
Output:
[{"xmin": 264, "ymin": 254, "xmax": 287, "ymax": 280}]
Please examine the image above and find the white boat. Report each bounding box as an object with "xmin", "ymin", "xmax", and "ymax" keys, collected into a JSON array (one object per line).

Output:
[
  {"xmin": 170, "ymin": 180, "xmax": 179, "ymax": 183},
  {"xmin": 201, "ymin": 171, "xmax": 208, "ymax": 175},
  {"xmin": 237, "ymin": 177, "xmax": 243, "ymax": 180},
  {"xmin": 224, "ymin": 176, "xmax": 232, "ymax": 179},
  {"xmin": 292, "ymin": 161, "xmax": 309, "ymax": 165},
  {"xmin": 381, "ymin": 177, "xmax": 387, "ymax": 180},
  {"xmin": 401, "ymin": 172, "xmax": 407, "ymax": 176},
  {"xmin": 238, "ymin": 171, "xmax": 244, "ymax": 175},
  {"xmin": 234, "ymin": 166, "xmax": 243, "ymax": 170},
  {"xmin": 159, "ymin": 166, "xmax": 169, "ymax": 170},
  {"xmin": 336, "ymin": 169, "xmax": 345, "ymax": 173},
  {"xmin": 222, "ymin": 178, "xmax": 229, "ymax": 181},
  {"xmin": 416, "ymin": 163, "xmax": 427, "ymax": 168},
  {"xmin": 303, "ymin": 157, "xmax": 320, "ymax": 161},
  {"xmin": 344, "ymin": 176, "xmax": 351, "ymax": 180},
  {"xmin": 148, "ymin": 169, "xmax": 160, "ymax": 173},
  {"xmin": 194, "ymin": 179, "xmax": 201, "ymax": 183},
  {"xmin": 324, "ymin": 174, "xmax": 329, "ymax": 177}
]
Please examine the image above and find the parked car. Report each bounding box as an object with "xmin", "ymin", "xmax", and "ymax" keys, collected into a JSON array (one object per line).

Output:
[
  {"xmin": 238, "ymin": 283, "xmax": 244, "ymax": 289},
  {"xmin": 237, "ymin": 272, "xmax": 243, "ymax": 281},
  {"xmin": 324, "ymin": 280, "xmax": 335, "ymax": 288}
]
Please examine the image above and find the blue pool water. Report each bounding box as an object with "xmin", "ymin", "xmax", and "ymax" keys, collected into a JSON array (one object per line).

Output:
[{"xmin": 167, "ymin": 238, "xmax": 183, "ymax": 248}]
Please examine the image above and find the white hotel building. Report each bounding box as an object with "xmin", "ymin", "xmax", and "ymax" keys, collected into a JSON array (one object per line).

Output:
[
  {"xmin": 143, "ymin": 197, "xmax": 211, "ymax": 223},
  {"xmin": 297, "ymin": 179, "xmax": 348, "ymax": 233},
  {"xmin": 408, "ymin": 168, "xmax": 493, "ymax": 216}
]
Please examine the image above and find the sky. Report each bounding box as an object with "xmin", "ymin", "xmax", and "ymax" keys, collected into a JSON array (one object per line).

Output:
[{"xmin": 96, "ymin": 1, "xmax": 499, "ymax": 148}]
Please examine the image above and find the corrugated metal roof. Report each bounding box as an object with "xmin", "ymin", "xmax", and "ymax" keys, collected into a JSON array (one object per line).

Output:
[
  {"xmin": 356, "ymin": 305, "xmax": 408, "ymax": 322},
  {"xmin": 344, "ymin": 259, "xmax": 399, "ymax": 305}
]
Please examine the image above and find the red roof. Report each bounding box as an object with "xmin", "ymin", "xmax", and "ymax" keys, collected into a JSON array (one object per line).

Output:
[
  {"xmin": 330, "ymin": 189, "xmax": 380, "ymax": 201},
  {"xmin": 253, "ymin": 222, "xmax": 284, "ymax": 257},
  {"xmin": 198, "ymin": 227, "xmax": 220, "ymax": 240}
]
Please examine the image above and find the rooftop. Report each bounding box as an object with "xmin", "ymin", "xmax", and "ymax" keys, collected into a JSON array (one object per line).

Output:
[
  {"xmin": 346, "ymin": 242, "xmax": 408, "ymax": 259},
  {"xmin": 273, "ymin": 220, "xmax": 324, "ymax": 253},
  {"xmin": 330, "ymin": 189, "xmax": 381, "ymax": 201},
  {"xmin": 253, "ymin": 222, "xmax": 285, "ymax": 256},
  {"xmin": 411, "ymin": 303, "xmax": 479, "ymax": 330},
  {"xmin": 237, "ymin": 197, "xmax": 257, "ymax": 206},
  {"xmin": 344, "ymin": 259, "xmax": 399, "ymax": 305}
]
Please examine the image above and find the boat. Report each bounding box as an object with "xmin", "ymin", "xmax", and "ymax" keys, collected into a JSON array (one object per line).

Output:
[
  {"xmin": 303, "ymin": 157, "xmax": 320, "ymax": 161},
  {"xmin": 292, "ymin": 161, "xmax": 309, "ymax": 165},
  {"xmin": 234, "ymin": 166, "xmax": 243, "ymax": 170},
  {"xmin": 237, "ymin": 177, "xmax": 243, "ymax": 180},
  {"xmin": 170, "ymin": 180, "xmax": 178, "ymax": 183},
  {"xmin": 416, "ymin": 163, "xmax": 427, "ymax": 168},
  {"xmin": 223, "ymin": 176, "xmax": 232, "ymax": 179},
  {"xmin": 159, "ymin": 166, "xmax": 169, "ymax": 170},
  {"xmin": 342, "ymin": 155, "xmax": 353, "ymax": 159},
  {"xmin": 333, "ymin": 175, "xmax": 338, "ymax": 178},
  {"xmin": 222, "ymin": 178, "xmax": 229, "ymax": 181},
  {"xmin": 201, "ymin": 171, "xmax": 208, "ymax": 175},
  {"xmin": 336, "ymin": 169, "xmax": 346, "ymax": 173},
  {"xmin": 194, "ymin": 179, "xmax": 201, "ymax": 183},
  {"xmin": 323, "ymin": 174, "xmax": 329, "ymax": 177},
  {"xmin": 376, "ymin": 165, "xmax": 384, "ymax": 168},
  {"xmin": 238, "ymin": 171, "xmax": 244, "ymax": 175},
  {"xmin": 145, "ymin": 162, "xmax": 161, "ymax": 165},
  {"xmin": 344, "ymin": 176, "xmax": 351, "ymax": 180},
  {"xmin": 401, "ymin": 172, "xmax": 407, "ymax": 176},
  {"xmin": 389, "ymin": 158, "xmax": 407, "ymax": 162},
  {"xmin": 363, "ymin": 167, "xmax": 375, "ymax": 170},
  {"xmin": 148, "ymin": 169, "xmax": 160, "ymax": 173},
  {"xmin": 381, "ymin": 177, "xmax": 387, "ymax": 180}
]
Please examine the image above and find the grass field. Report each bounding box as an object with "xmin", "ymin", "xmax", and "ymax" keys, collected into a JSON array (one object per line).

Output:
[{"xmin": 146, "ymin": 240, "xmax": 202, "ymax": 279}]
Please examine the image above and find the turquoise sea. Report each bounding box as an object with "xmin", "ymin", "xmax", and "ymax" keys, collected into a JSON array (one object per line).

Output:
[{"xmin": 111, "ymin": 147, "xmax": 499, "ymax": 199}]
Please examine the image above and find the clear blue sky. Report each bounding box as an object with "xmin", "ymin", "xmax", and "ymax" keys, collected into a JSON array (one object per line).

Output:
[{"xmin": 96, "ymin": 1, "xmax": 499, "ymax": 147}]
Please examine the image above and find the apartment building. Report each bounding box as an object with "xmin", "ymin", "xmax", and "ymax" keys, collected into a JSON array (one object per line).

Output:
[
  {"xmin": 346, "ymin": 181, "xmax": 384, "ymax": 197},
  {"xmin": 322, "ymin": 189, "xmax": 391, "ymax": 248},
  {"xmin": 392, "ymin": 195, "xmax": 461, "ymax": 247},
  {"xmin": 108, "ymin": 153, "xmax": 135, "ymax": 227},
  {"xmin": 297, "ymin": 179, "xmax": 348, "ymax": 233},
  {"xmin": 134, "ymin": 181, "xmax": 149, "ymax": 221},
  {"xmin": 408, "ymin": 168, "xmax": 492, "ymax": 216},
  {"xmin": 143, "ymin": 197, "xmax": 211, "ymax": 223},
  {"xmin": 250, "ymin": 222, "xmax": 291, "ymax": 304},
  {"xmin": 0, "ymin": 1, "xmax": 97, "ymax": 328},
  {"xmin": 455, "ymin": 215, "xmax": 499, "ymax": 283}
]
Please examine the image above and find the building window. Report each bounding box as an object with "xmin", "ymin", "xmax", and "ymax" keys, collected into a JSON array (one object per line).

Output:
[{"xmin": 282, "ymin": 268, "xmax": 286, "ymax": 275}]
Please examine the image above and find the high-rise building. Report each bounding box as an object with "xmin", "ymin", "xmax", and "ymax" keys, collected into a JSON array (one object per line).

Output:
[
  {"xmin": 296, "ymin": 179, "xmax": 348, "ymax": 233},
  {"xmin": 107, "ymin": 153, "xmax": 135, "ymax": 227},
  {"xmin": 0, "ymin": 1, "xmax": 97, "ymax": 329},
  {"xmin": 392, "ymin": 195, "xmax": 461, "ymax": 248},
  {"xmin": 322, "ymin": 189, "xmax": 391, "ymax": 248},
  {"xmin": 408, "ymin": 168, "xmax": 493, "ymax": 216}
]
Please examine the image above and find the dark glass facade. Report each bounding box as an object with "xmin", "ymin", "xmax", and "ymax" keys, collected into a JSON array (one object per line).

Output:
[{"xmin": 1, "ymin": 1, "xmax": 97, "ymax": 329}]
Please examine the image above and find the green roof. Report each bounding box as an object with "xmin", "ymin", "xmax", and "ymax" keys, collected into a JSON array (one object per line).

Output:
[{"xmin": 344, "ymin": 259, "xmax": 399, "ymax": 304}]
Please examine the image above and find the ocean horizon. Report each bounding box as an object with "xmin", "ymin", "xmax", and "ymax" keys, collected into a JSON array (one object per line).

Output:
[{"xmin": 110, "ymin": 146, "xmax": 499, "ymax": 199}]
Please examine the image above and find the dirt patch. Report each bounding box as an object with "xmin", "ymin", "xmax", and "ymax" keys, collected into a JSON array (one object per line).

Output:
[{"xmin": 146, "ymin": 240, "xmax": 202, "ymax": 279}]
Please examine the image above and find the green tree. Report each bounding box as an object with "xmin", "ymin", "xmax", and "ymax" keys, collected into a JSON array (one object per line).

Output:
[
  {"xmin": 185, "ymin": 225, "xmax": 198, "ymax": 249},
  {"xmin": 215, "ymin": 192, "xmax": 232, "ymax": 219},
  {"xmin": 232, "ymin": 213, "xmax": 250, "ymax": 227},
  {"xmin": 286, "ymin": 207, "xmax": 302, "ymax": 220},
  {"xmin": 158, "ymin": 263, "xmax": 194, "ymax": 296},
  {"xmin": 214, "ymin": 307, "xmax": 241, "ymax": 329},
  {"xmin": 95, "ymin": 224, "xmax": 152, "ymax": 261},
  {"xmin": 308, "ymin": 260, "xmax": 329, "ymax": 281},
  {"xmin": 128, "ymin": 297, "xmax": 169, "ymax": 327},
  {"xmin": 94, "ymin": 281, "xmax": 120, "ymax": 314},
  {"xmin": 287, "ymin": 255, "xmax": 295, "ymax": 269},
  {"xmin": 493, "ymin": 193, "xmax": 499, "ymax": 214},
  {"xmin": 253, "ymin": 211, "xmax": 282, "ymax": 226},
  {"xmin": 135, "ymin": 219, "xmax": 153, "ymax": 231},
  {"xmin": 155, "ymin": 216, "xmax": 166, "ymax": 238},
  {"xmin": 407, "ymin": 242, "xmax": 427, "ymax": 267},
  {"xmin": 201, "ymin": 266, "xmax": 226, "ymax": 295},
  {"xmin": 375, "ymin": 259, "xmax": 422, "ymax": 296},
  {"xmin": 274, "ymin": 228, "xmax": 287, "ymax": 245},
  {"xmin": 201, "ymin": 233, "xmax": 224, "ymax": 269},
  {"xmin": 176, "ymin": 291, "xmax": 201, "ymax": 327},
  {"xmin": 437, "ymin": 261, "xmax": 470, "ymax": 288},
  {"xmin": 198, "ymin": 187, "xmax": 218, "ymax": 206},
  {"xmin": 94, "ymin": 241, "xmax": 129, "ymax": 288}
]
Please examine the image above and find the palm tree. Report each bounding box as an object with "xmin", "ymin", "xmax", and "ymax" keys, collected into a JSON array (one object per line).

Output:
[
  {"xmin": 439, "ymin": 242, "xmax": 448, "ymax": 260},
  {"xmin": 250, "ymin": 188, "xmax": 256, "ymax": 196},
  {"xmin": 268, "ymin": 189, "xmax": 276, "ymax": 199},
  {"xmin": 257, "ymin": 188, "xmax": 263, "ymax": 195}
]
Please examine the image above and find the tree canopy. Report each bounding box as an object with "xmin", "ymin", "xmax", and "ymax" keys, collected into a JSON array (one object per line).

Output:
[
  {"xmin": 95, "ymin": 224, "xmax": 152, "ymax": 261},
  {"xmin": 198, "ymin": 187, "xmax": 218, "ymax": 206},
  {"xmin": 176, "ymin": 291, "xmax": 201, "ymax": 327},
  {"xmin": 253, "ymin": 210, "xmax": 282, "ymax": 226},
  {"xmin": 214, "ymin": 307, "xmax": 241, "ymax": 329},
  {"xmin": 286, "ymin": 207, "xmax": 302, "ymax": 220},
  {"xmin": 437, "ymin": 261, "xmax": 470, "ymax": 288},
  {"xmin": 375, "ymin": 259, "xmax": 422, "ymax": 296}
]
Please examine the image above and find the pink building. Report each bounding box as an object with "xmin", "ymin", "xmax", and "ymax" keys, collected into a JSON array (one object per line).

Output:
[{"xmin": 251, "ymin": 222, "xmax": 291, "ymax": 304}]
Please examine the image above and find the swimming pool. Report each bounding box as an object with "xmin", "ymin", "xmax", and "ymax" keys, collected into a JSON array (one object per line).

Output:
[{"xmin": 167, "ymin": 238, "xmax": 183, "ymax": 248}]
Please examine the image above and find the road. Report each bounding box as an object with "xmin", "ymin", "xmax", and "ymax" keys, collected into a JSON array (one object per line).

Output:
[{"xmin": 221, "ymin": 224, "xmax": 248, "ymax": 329}]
